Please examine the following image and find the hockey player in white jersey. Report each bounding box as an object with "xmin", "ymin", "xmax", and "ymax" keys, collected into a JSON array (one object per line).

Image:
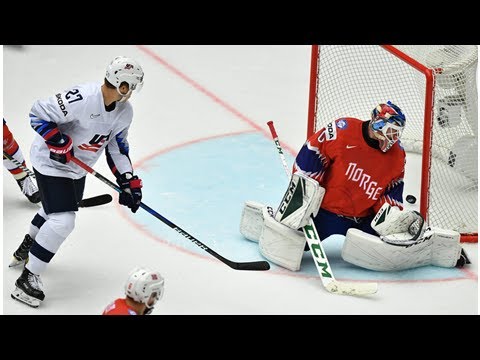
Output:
[{"xmin": 10, "ymin": 56, "xmax": 145, "ymax": 308}]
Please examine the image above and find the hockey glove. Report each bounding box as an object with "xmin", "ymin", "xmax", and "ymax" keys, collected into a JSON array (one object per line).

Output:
[
  {"xmin": 46, "ymin": 134, "xmax": 74, "ymax": 164},
  {"xmin": 117, "ymin": 172, "xmax": 143, "ymax": 213}
]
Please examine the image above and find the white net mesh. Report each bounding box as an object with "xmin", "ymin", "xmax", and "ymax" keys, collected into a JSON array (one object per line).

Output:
[{"xmin": 310, "ymin": 45, "xmax": 477, "ymax": 236}]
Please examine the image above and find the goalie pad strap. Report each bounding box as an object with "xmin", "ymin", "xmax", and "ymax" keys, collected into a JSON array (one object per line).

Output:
[
  {"xmin": 275, "ymin": 172, "xmax": 325, "ymax": 230},
  {"xmin": 259, "ymin": 206, "xmax": 305, "ymax": 271}
]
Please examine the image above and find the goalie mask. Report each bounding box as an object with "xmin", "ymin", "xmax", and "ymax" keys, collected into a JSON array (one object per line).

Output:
[
  {"xmin": 106, "ymin": 56, "xmax": 144, "ymax": 101},
  {"xmin": 370, "ymin": 101, "xmax": 406, "ymax": 152}
]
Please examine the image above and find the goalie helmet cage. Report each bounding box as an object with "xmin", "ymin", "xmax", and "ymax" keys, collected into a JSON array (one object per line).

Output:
[{"xmin": 307, "ymin": 45, "xmax": 478, "ymax": 243}]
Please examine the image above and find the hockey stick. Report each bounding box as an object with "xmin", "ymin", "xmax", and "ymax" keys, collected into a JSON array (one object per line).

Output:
[
  {"xmin": 77, "ymin": 194, "xmax": 113, "ymax": 208},
  {"xmin": 3, "ymin": 151, "xmax": 36, "ymax": 178},
  {"xmin": 3, "ymin": 151, "xmax": 113, "ymax": 208},
  {"xmin": 70, "ymin": 156, "xmax": 270, "ymax": 271},
  {"xmin": 267, "ymin": 121, "xmax": 377, "ymax": 295}
]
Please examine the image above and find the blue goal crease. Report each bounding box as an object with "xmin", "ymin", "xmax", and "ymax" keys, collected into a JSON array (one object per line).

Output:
[{"xmin": 129, "ymin": 133, "xmax": 468, "ymax": 281}]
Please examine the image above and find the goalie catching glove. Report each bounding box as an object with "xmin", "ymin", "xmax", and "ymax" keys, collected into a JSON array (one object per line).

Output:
[{"xmin": 371, "ymin": 203, "xmax": 427, "ymax": 245}]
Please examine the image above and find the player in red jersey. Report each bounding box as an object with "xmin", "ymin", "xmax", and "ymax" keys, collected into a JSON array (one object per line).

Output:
[
  {"xmin": 103, "ymin": 267, "xmax": 165, "ymax": 315},
  {"xmin": 240, "ymin": 101, "xmax": 468, "ymax": 271},
  {"xmin": 3, "ymin": 119, "xmax": 40, "ymax": 203},
  {"xmin": 292, "ymin": 101, "xmax": 406, "ymax": 240}
]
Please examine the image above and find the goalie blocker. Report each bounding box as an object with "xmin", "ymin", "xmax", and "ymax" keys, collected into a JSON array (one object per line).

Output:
[
  {"xmin": 239, "ymin": 173, "xmax": 325, "ymax": 271},
  {"xmin": 342, "ymin": 203, "xmax": 470, "ymax": 271}
]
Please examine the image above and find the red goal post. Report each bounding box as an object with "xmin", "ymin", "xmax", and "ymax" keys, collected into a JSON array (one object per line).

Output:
[{"xmin": 307, "ymin": 45, "xmax": 478, "ymax": 243}]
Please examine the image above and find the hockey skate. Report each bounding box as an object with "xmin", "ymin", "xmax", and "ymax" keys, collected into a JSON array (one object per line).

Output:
[
  {"xmin": 9, "ymin": 234, "xmax": 34, "ymax": 268},
  {"xmin": 16, "ymin": 174, "xmax": 41, "ymax": 203},
  {"xmin": 455, "ymin": 248, "xmax": 471, "ymax": 268},
  {"xmin": 11, "ymin": 268, "xmax": 45, "ymax": 308}
]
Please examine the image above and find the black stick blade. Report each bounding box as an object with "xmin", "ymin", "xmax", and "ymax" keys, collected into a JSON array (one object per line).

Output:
[
  {"xmin": 79, "ymin": 194, "xmax": 113, "ymax": 208},
  {"xmin": 229, "ymin": 261, "xmax": 270, "ymax": 271}
]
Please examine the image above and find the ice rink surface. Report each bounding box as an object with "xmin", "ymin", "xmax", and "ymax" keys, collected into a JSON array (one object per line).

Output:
[{"xmin": 2, "ymin": 45, "xmax": 478, "ymax": 315}]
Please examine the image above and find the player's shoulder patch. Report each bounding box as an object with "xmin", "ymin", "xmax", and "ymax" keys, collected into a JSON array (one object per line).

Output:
[
  {"xmin": 55, "ymin": 92, "xmax": 69, "ymax": 117},
  {"xmin": 336, "ymin": 118, "xmax": 348, "ymax": 129},
  {"xmin": 317, "ymin": 121, "xmax": 338, "ymax": 143},
  {"xmin": 324, "ymin": 121, "xmax": 337, "ymax": 141}
]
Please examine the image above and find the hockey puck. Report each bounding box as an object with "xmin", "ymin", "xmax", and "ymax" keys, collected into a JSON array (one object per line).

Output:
[{"xmin": 406, "ymin": 195, "xmax": 417, "ymax": 204}]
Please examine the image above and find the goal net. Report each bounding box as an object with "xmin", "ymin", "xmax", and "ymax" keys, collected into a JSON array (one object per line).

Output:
[{"xmin": 307, "ymin": 45, "xmax": 478, "ymax": 242}]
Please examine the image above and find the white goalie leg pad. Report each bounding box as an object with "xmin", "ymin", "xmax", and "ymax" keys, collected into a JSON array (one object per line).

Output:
[
  {"xmin": 342, "ymin": 227, "xmax": 462, "ymax": 271},
  {"xmin": 275, "ymin": 172, "xmax": 325, "ymax": 230},
  {"xmin": 240, "ymin": 201, "xmax": 267, "ymax": 242},
  {"xmin": 371, "ymin": 203, "xmax": 426, "ymax": 244},
  {"xmin": 428, "ymin": 227, "xmax": 462, "ymax": 267},
  {"xmin": 259, "ymin": 206, "xmax": 306, "ymax": 271},
  {"xmin": 342, "ymin": 228, "xmax": 432, "ymax": 271}
]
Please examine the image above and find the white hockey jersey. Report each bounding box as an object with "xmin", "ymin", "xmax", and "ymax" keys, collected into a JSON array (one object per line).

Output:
[{"xmin": 30, "ymin": 82, "xmax": 134, "ymax": 179}]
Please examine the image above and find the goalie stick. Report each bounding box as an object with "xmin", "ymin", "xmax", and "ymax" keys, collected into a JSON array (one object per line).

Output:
[
  {"xmin": 3, "ymin": 151, "xmax": 113, "ymax": 208},
  {"xmin": 267, "ymin": 121, "xmax": 377, "ymax": 296},
  {"xmin": 70, "ymin": 156, "xmax": 270, "ymax": 271}
]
